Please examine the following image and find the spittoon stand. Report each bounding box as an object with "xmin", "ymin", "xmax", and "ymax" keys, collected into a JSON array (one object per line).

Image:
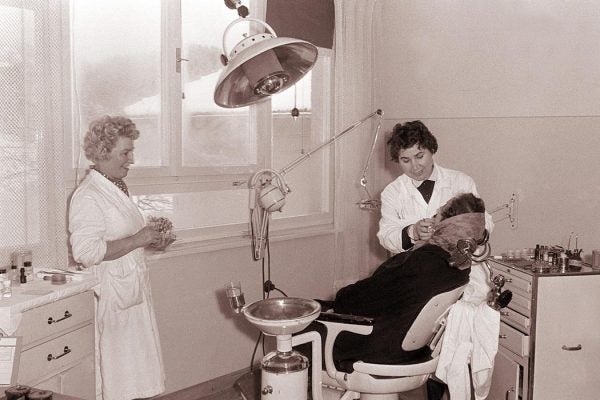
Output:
[{"xmin": 242, "ymin": 297, "xmax": 323, "ymax": 400}]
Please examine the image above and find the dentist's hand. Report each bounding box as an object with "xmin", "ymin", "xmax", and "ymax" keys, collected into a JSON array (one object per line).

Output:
[{"xmin": 413, "ymin": 218, "xmax": 435, "ymax": 241}]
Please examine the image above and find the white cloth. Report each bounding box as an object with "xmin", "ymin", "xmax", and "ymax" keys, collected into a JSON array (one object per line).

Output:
[
  {"xmin": 377, "ymin": 164, "xmax": 494, "ymax": 254},
  {"xmin": 435, "ymin": 262, "xmax": 500, "ymax": 400},
  {"xmin": 69, "ymin": 170, "xmax": 165, "ymax": 400}
]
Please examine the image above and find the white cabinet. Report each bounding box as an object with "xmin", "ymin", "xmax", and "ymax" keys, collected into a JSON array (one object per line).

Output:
[
  {"xmin": 14, "ymin": 290, "xmax": 95, "ymax": 399},
  {"xmin": 488, "ymin": 260, "xmax": 600, "ymax": 400},
  {"xmin": 487, "ymin": 350, "xmax": 520, "ymax": 400}
]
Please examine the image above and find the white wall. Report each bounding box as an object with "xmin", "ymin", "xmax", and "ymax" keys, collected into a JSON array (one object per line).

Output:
[
  {"xmin": 148, "ymin": 234, "xmax": 336, "ymax": 392},
  {"xmin": 373, "ymin": 0, "xmax": 600, "ymax": 258}
]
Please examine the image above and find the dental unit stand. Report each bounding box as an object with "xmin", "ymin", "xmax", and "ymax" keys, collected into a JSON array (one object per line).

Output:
[
  {"xmin": 259, "ymin": 332, "xmax": 323, "ymax": 400},
  {"xmin": 242, "ymin": 298, "xmax": 324, "ymax": 400}
]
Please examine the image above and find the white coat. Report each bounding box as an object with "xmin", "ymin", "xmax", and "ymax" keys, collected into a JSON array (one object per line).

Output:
[
  {"xmin": 377, "ymin": 164, "xmax": 494, "ymax": 254},
  {"xmin": 69, "ymin": 170, "xmax": 165, "ymax": 400}
]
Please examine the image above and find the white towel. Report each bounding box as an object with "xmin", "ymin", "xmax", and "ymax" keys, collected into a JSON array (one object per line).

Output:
[
  {"xmin": 472, "ymin": 304, "xmax": 500, "ymax": 399},
  {"xmin": 435, "ymin": 262, "xmax": 501, "ymax": 400}
]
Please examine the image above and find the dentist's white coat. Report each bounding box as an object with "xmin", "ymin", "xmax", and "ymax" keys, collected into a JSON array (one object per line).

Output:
[
  {"xmin": 377, "ymin": 164, "xmax": 494, "ymax": 254},
  {"xmin": 69, "ymin": 170, "xmax": 165, "ymax": 400}
]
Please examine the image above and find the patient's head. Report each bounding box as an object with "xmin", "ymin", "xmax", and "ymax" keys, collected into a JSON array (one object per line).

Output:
[
  {"xmin": 436, "ymin": 193, "xmax": 485, "ymax": 222},
  {"xmin": 429, "ymin": 193, "xmax": 487, "ymax": 255}
]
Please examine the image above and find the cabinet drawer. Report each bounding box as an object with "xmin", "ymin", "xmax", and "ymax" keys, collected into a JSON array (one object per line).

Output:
[
  {"xmin": 18, "ymin": 323, "xmax": 94, "ymax": 385},
  {"xmin": 500, "ymin": 308, "xmax": 530, "ymax": 334},
  {"xmin": 490, "ymin": 265, "xmax": 532, "ymax": 298},
  {"xmin": 499, "ymin": 322, "xmax": 529, "ymax": 358},
  {"xmin": 506, "ymin": 291, "xmax": 531, "ymax": 318},
  {"xmin": 15, "ymin": 291, "xmax": 94, "ymax": 347}
]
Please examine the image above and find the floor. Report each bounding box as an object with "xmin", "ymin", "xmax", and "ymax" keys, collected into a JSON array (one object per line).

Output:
[{"xmin": 189, "ymin": 370, "xmax": 434, "ymax": 400}]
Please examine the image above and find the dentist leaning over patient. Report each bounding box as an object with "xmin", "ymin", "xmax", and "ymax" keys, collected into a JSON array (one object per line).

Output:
[
  {"xmin": 378, "ymin": 120, "xmax": 494, "ymax": 255},
  {"xmin": 69, "ymin": 116, "xmax": 170, "ymax": 400}
]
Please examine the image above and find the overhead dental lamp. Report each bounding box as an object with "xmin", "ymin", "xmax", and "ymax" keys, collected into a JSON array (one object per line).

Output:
[{"xmin": 214, "ymin": 0, "xmax": 318, "ymax": 108}]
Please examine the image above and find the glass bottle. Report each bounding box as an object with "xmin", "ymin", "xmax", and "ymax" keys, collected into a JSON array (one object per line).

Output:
[{"xmin": 0, "ymin": 268, "xmax": 12, "ymax": 298}]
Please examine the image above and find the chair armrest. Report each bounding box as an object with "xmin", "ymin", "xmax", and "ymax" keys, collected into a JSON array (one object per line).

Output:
[
  {"xmin": 352, "ymin": 356, "xmax": 439, "ymax": 377},
  {"xmin": 316, "ymin": 312, "xmax": 374, "ymax": 379},
  {"xmin": 318, "ymin": 312, "xmax": 374, "ymax": 325}
]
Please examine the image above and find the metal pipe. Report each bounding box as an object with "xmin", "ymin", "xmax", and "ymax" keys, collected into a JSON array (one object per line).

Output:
[{"xmin": 280, "ymin": 109, "xmax": 383, "ymax": 176}]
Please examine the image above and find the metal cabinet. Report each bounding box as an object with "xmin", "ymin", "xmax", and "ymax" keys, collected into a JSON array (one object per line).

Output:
[
  {"xmin": 14, "ymin": 291, "xmax": 95, "ymax": 399},
  {"xmin": 487, "ymin": 260, "xmax": 600, "ymax": 400}
]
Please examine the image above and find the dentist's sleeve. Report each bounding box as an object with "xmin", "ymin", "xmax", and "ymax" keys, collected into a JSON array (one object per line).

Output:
[{"xmin": 377, "ymin": 184, "xmax": 418, "ymax": 254}]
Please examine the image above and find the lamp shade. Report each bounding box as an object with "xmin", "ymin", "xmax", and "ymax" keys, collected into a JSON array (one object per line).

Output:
[{"xmin": 214, "ymin": 18, "xmax": 318, "ymax": 108}]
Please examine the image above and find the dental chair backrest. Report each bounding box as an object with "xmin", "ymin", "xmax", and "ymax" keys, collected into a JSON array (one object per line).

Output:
[{"xmin": 402, "ymin": 284, "xmax": 467, "ymax": 352}]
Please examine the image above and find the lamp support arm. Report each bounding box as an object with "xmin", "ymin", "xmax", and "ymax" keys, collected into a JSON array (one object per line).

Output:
[{"xmin": 279, "ymin": 109, "xmax": 384, "ymax": 176}]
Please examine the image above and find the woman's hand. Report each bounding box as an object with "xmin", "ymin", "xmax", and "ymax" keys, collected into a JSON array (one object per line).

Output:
[
  {"xmin": 104, "ymin": 226, "xmax": 163, "ymax": 261},
  {"xmin": 136, "ymin": 226, "xmax": 163, "ymax": 248},
  {"xmin": 413, "ymin": 218, "xmax": 435, "ymax": 241}
]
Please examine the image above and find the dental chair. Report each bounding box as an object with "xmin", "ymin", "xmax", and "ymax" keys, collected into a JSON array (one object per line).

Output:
[{"xmin": 315, "ymin": 284, "xmax": 467, "ymax": 400}]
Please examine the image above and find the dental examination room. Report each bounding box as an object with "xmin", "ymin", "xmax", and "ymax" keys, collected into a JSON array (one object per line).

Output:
[{"xmin": 2, "ymin": 0, "xmax": 600, "ymax": 400}]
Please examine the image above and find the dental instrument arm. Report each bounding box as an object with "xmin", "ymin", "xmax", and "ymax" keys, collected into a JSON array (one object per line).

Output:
[{"xmin": 249, "ymin": 109, "xmax": 384, "ymax": 260}]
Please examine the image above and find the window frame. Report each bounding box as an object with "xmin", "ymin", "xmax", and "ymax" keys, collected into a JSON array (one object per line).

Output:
[{"xmin": 63, "ymin": 0, "xmax": 335, "ymax": 253}]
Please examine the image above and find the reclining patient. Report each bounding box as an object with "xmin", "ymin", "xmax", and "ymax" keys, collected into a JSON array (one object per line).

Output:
[{"xmin": 317, "ymin": 192, "xmax": 487, "ymax": 371}]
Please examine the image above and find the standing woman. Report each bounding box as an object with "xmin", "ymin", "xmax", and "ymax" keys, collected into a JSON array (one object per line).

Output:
[
  {"xmin": 377, "ymin": 121, "xmax": 493, "ymax": 254},
  {"xmin": 69, "ymin": 116, "xmax": 169, "ymax": 400}
]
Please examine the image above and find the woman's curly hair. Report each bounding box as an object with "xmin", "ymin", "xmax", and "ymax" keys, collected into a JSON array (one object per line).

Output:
[
  {"xmin": 387, "ymin": 120, "xmax": 438, "ymax": 162},
  {"xmin": 83, "ymin": 115, "xmax": 140, "ymax": 162}
]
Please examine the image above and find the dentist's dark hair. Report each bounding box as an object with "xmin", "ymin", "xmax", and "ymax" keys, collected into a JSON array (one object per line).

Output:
[{"xmin": 387, "ymin": 120, "xmax": 438, "ymax": 162}]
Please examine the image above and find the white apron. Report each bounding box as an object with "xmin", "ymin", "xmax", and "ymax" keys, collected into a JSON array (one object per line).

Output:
[{"xmin": 69, "ymin": 170, "xmax": 165, "ymax": 400}]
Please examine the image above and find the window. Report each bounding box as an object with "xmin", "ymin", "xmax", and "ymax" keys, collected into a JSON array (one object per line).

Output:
[
  {"xmin": 0, "ymin": 1, "xmax": 65, "ymax": 267},
  {"xmin": 67, "ymin": 0, "xmax": 333, "ymax": 245}
]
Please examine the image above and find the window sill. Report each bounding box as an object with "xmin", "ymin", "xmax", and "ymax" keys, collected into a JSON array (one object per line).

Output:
[{"xmin": 145, "ymin": 222, "xmax": 335, "ymax": 261}]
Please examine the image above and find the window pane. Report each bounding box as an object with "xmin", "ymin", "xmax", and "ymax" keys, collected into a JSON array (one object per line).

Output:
[
  {"xmin": 271, "ymin": 54, "xmax": 331, "ymax": 218},
  {"xmin": 181, "ymin": 0, "xmax": 254, "ymax": 168},
  {"xmin": 71, "ymin": 0, "xmax": 163, "ymax": 167},
  {"xmin": 134, "ymin": 189, "xmax": 248, "ymax": 231}
]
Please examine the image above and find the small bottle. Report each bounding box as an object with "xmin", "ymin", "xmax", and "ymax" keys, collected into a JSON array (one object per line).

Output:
[
  {"xmin": 23, "ymin": 260, "xmax": 33, "ymax": 282},
  {"xmin": 20, "ymin": 267, "xmax": 27, "ymax": 284},
  {"xmin": 0, "ymin": 268, "xmax": 12, "ymax": 298},
  {"xmin": 10, "ymin": 262, "xmax": 19, "ymax": 287}
]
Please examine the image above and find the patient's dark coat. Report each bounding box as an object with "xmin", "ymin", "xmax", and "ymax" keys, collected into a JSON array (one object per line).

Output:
[{"xmin": 329, "ymin": 244, "xmax": 470, "ymax": 369}]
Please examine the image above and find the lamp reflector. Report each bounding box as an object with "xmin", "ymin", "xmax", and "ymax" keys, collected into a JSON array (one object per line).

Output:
[{"xmin": 214, "ymin": 35, "xmax": 318, "ymax": 108}]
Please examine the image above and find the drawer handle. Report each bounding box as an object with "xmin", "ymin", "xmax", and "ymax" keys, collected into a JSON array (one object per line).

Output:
[
  {"xmin": 48, "ymin": 311, "xmax": 72, "ymax": 324},
  {"xmin": 561, "ymin": 344, "xmax": 582, "ymax": 351},
  {"xmin": 499, "ymin": 334, "xmax": 507, "ymax": 339},
  {"xmin": 47, "ymin": 346, "xmax": 71, "ymax": 361}
]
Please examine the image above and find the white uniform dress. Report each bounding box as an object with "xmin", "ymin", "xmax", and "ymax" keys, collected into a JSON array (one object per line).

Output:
[
  {"xmin": 69, "ymin": 169, "xmax": 165, "ymax": 400},
  {"xmin": 377, "ymin": 164, "xmax": 494, "ymax": 254}
]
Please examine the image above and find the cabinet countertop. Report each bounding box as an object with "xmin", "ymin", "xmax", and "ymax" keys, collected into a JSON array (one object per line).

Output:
[
  {"xmin": 1, "ymin": 388, "xmax": 84, "ymax": 400},
  {"xmin": 0, "ymin": 273, "xmax": 99, "ymax": 335}
]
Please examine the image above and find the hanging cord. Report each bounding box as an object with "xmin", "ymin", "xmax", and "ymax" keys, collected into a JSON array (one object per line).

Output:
[
  {"xmin": 248, "ymin": 246, "xmax": 270, "ymax": 372},
  {"xmin": 249, "ymin": 234, "xmax": 293, "ymax": 371},
  {"xmin": 357, "ymin": 110, "xmax": 384, "ymax": 210}
]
